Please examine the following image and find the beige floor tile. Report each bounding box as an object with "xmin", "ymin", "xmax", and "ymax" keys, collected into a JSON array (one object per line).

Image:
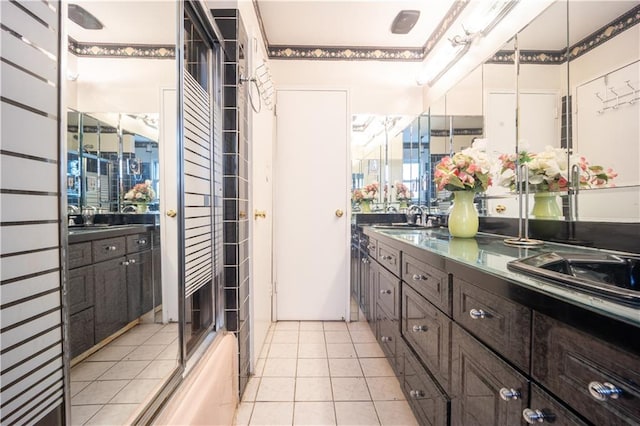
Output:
[
  {"xmin": 241, "ymin": 377, "xmax": 260, "ymax": 402},
  {"xmin": 334, "ymin": 401, "xmax": 380, "ymax": 425},
  {"xmin": 258, "ymin": 343, "xmax": 270, "ymax": 359},
  {"xmin": 293, "ymin": 401, "xmax": 336, "ymax": 425},
  {"xmin": 295, "ymin": 377, "xmax": 333, "ymax": 401},
  {"xmin": 359, "ymin": 358, "xmax": 395, "ymax": 377},
  {"xmin": 70, "ymin": 381, "xmax": 92, "ymax": 397},
  {"xmin": 275, "ymin": 321, "xmax": 300, "ymax": 330},
  {"xmin": 296, "ymin": 358, "xmax": 329, "ymax": 377},
  {"xmin": 262, "ymin": 358, "xmax": 297, "ymax": 377},
  {"xmin": 156, "ymin": 344, "xmax": 179, "ymax": 360},
  {"xmin": 253, "ymin": 358, "xmax": 266, "ymax": 376},
  {"xmin": 298, "ymin": 331, "xmax": 325, "ymax": 344},
  {"xmin": 110, "ymin": 379, "xmax": 162, "ymax": 404},
  {"xmin": 366, "ymin": 377, "xmax": 405, "ymax": 401},
  {"xmin": 329, "ymin": 358, "xmax": 363, "ymax": 377},
  {"xmin": 110, "ymin": 332, "xmax": 153, "ymax": 346},
  {"xmin": 299, "ymin": 321, "xmax": 324, "ymax": 331},
  {"xmin": 71, "ymin": 380, "xmax": 130, "ymax": 405},
  {"xmin": 268, "ymin": 343, "xmax": 298, "ymax": 358},
  {"xmin": 144, "ymin": 332, "xmax": 177, "ymax": 345},
  {"xmin": 347, "ymin": 321, "xmax": 371, "ymax": 331},
  {"xmin": 264, "ymin": 331, "xmax": 274, "ymax": 344},
  {"xmin": 71, "ymin": 362, "xmax": 116, "ymax": 382},
  {"xmin": 84, "ymin": 403, "xmax": 138, "ymax": 426},
  {"xmin": 86, "ymin": 345, "xmax": 135, "ymax": 362},
  {"xmin": 298, "ymin": 343, "xmax": 327, "ymax": 358},
  {"xmin": 325, "ymin": 331, "xmax": 352, "ymax": 344},
  {"xmin": 159, "ymin": 322, "xmax": 179, "ymax": 333},
  {"xmin": 249, "ymin": 402, "xmax": 294, "ymax": 425},
  {"xmin": 331, "ymin": 377, "xmax": 371, "ymax": 401},
  {"xmin": 323, "ymin": 322, "xmax": 348, "ymax": 331},
  {"xmin": 271, "ymin": 330, "xmax": 299, "ymax": 344},
  {"xmin": 98, "ymin": 360, "xmax": 150, "ymax": 380},
  {"xmin": 123, "ymin": 345, "xmax": 166, "ymax": 361},
  {"xmin": 132, "ymin": 323, "xmax": 165, "ymax": 334},
  {"xmin": 255, "ymin": 377, "xmax": 295, "ymax": 401},
  {"xmin": 354, "ymin": 343, "xmax": 385, "ymax": 358},
  {"xmin": 326, "ymin": 343, "xmax": 357, "ymax": 358},
  {"xmin": 70, "ymin": 404, "xmax": 102, "ymax": 425},
  {"xmin": 374, "ymin": 400, "xmax": 419, "ymax": 426},
  {"xmin": 349, "ymin": 330, "xmax": 377, "ymax": 343},
  {"xmin": 136, "ymin": 360, "xmax": 177, "ymax": 379},
  {"xmin": 233, "ymin": 402, "xmax": 254, "ymax": 426}
]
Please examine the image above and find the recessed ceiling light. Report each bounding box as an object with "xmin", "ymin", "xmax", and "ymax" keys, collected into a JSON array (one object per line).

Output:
[
  {"xmin": 68, "ymin": 4, "xmax": 104, "ymax": 30},
  {"xmin": 391, "ymin": 10, "xmax": 420, "ymax": 34}
]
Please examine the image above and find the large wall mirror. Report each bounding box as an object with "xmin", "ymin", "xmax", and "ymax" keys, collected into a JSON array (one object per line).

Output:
[{"xmin": 66, "ymin": 2, "xmax": 179, "ymax": 424}]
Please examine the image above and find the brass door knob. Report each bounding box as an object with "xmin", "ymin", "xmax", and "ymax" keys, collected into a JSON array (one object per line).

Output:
[
  {"xmin": 166, "ymin": 209, "xmax": 177, "ymax": 218},
  {"xmin": 335, "ymin": 209, "xmax": 344, "ymax": 217},
  {"xmin": 255, "ymin": 210, "xmax": 266, "ymax": 219}
]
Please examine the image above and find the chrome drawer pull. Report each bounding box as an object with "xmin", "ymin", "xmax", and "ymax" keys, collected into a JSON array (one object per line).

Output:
[
  {"xmin": 121, "ymin": 260, "xmax": 130, "ymax": 266},
  {"xmin": 367, "ymin": 244, "xmax": 375, "ymax": 251},
  {"xmin": 469, "ymin": 308, "xmax": 488, "ymax": 319},
  {"xmin": 137, "ymin": 239, "xmax": 147, "ymax": 244},
  {"xmin": 128, "ymin": 258, "xmax": 136, "ymax": 264},
  {"xmin": 522, "ymin": 408, "xmax": 549, "ymax": 424},
  {"xmin": 499, "ymin": 387, "xmax": 521, "ymax": 401},
  {"xmin": 412, "ymin": 274, "xmax": 426, "ymax": 281},
  {"xmin": 588, "ymin": 381, "xmax": 623, "ymax": 401},
  {"xmin": 105, "ymin": 245, "xmax": 117, "ymax": 251},
  {"xmin": 412, "ymin": 325, "xmax": 427, "ymax": 332},
  {"xmin": 361, "ymin": 258, "xmax": 369, "ymax": 264},
  {"xmin": 409, "ymin": 390, "xmax": 425, "ymax": 398},
  {"xmin": 380, "ymin": 289, "xmax": 392, "ymax": 295},
  {"xmin": 381, "ymin": 255, "xmax": 393, "ymax": 261},
  {"xmin": 381, "ymin": 336, "xmax": 392, "ymax": 342}
]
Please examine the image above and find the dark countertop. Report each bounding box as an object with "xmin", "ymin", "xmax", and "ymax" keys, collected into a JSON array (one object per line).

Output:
[
  {"xmin": 68, "ymin": 224, "xmax": 154, "ymax": 243},
  {"xmin": 364, "ymin": 226, "xmax": 640, "ymax": 327}
]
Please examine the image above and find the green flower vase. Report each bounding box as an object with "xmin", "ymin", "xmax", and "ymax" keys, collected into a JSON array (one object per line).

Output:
[
  {"xmin": 531, "ymin": 192, "xmax": 562, "ymax": 218},
  {"xmin": 448, "ymin": 191, "xmax": 478, "ymax": 238},
  {"xmin": 360, "ymin": 200, "xmax": 371, "ymax": 213},
  {"xmin": 136, "ymin": 203, "xmax": 150, "ymax": 214}
]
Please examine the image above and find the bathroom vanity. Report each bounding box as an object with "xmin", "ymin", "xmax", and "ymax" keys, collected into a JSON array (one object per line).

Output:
[
  {"xmin": 353, "ymin": 224, "xmax": 639, "ymax": 425},
  {"xmin": 68, "ymin": 222, "xmax": 161, "ymax": 359}
]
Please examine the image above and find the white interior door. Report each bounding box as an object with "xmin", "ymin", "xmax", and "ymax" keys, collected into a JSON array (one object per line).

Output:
[{"xmin": 274, "ymin": 89, "xmax": 349, "ymax": 321}]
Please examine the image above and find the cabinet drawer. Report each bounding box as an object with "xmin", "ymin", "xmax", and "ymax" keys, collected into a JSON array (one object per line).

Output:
[
  {"xmin": 68, "ymin": 265, "xmax": 94, "ymax": 315},
  {"xmin": 68, "ymin": 242, "xmax": 92, "ymax": 268},
  {"xmin": 364, "ymin": 236, "xmax": 376, "ymax": 256},
  {"xmin": 523, "ymin": 384, "xmax": 588, "ymax": 426},
  {"xmin": 402, "ymin": 283, "xmax": 451, "ymax": 393},
  {"xmin": 453, "ymin": 277, "xmax": 531, "ymax": 371},
  {"xmin": 403, "ymin": 253, "xmax": 450, "ymax": 315},
  {"xmin": 403, "ymin": 345, "xmax": 450, "ymax": 426},
  {"xmin": 377, "ymin": 266, "xmax": 400, "ymax": 319},
  {"xmin": 451, "ymin": 324, "xmax": 529, "ymax": 426},
  {"xmin": 126, "ymin": 232, "xmax": 151, "ymax": 253},
  {"xmin": 376, "ymin": 241, "xmax": 400, "ymax": 276},
  {"xmin": 376, "ymin": 310, "xmax": 401, "ymax": 374},
  {"xmin": 532, "ymin": 313, "xmax": 640, "ymax": 426},
  {"xmin": 70, "ymin": 308, "xmax": 94, "ymax": 359},
  {"xmin": 92, "ymin": 236, "xmax": 126, "ymax": 263}
]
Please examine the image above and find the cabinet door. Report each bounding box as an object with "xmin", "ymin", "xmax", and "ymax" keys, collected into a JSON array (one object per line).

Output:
[
  {"xmin": 68, "ymin": 265, "xmax": 94, "ymax": 315},
  {"xmin": 522, "ymin": 384, "xmax": 588, "ymax": 426},
  {"xmin": 69, "ymin": 308, "xmax": 94, "ymax": 359},
  {"xmin": 68, "ymin": 242, "xmax": 92, "ymax": 269},
  {"xmin": 376, "ymin": 266, "xmax": 400, "ymax": 320},
  {"xmin": 152, "ymin": 245, "xmax": 162, "ymax": 308},
  {"xmin": 377, "ymin": 307, "xmax": 401, "ymax": 374},
  {"xmin": 127, "ymin": 250, "xmax": 153, "ymax": 320},
  {"xmin": 94, "ymin": 257, "xmax": 128, "ymax": 342},
  {"xmin": 532, "ymin": 313, "xmax": 640, "ymax": 425},
  {"xmin": 451, "ymin": 324, "xmax": 529, "ymax": 426},
  {"xmin": 367, "ymin": 258, "xmax": 378, "ymax": 326},
  {"xmin": 359, "ymin": 252, "xmax": 370, "ymax": 320}
]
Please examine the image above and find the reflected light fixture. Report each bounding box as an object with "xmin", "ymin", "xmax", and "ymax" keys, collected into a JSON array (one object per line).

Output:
[
  {"xmin": 68, "ymin": 4, "xmax": 104, "ymax": 30},
  {"xmin": 391, "ymin": 10, "xmax": 420, "ymax": 34}
]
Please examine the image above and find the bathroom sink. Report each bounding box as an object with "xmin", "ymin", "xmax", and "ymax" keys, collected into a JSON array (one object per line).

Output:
[
  {"xmin": 508, "ymin": 252, "xmax": 640, "ymax": 307},
  {"xmin": 371, "ymin": 223, "xmax": 429, "ymax": 230}
]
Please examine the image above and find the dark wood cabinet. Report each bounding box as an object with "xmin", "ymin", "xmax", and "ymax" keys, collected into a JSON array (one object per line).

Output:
[
  {"xmin": 69, "ymin": 307, "xmax": 94, "ymax": 358},
  {"xmin": 377, "ymin": 308, "xmax": 402, "ymax": 374},
  {"xmin": 451, "ymin": 324, "xmax": 529, "ymax": 426},
  {"xmin": 68, "ymin": 265, "xmax": 94, "ymax": 314},
  {"xmin": 127, "ymin": 250, "xmax": 153, "ymax": 322},
  {"xmin": 376, "ymin": 266, "xmax": 400, "ymax": 320},
  {"xmin": 403, "ymin": 252, "xmax": 450, "ymax": 315},
  {"xmin": 376, "ymin": 240, "xmax": 401, "ymax": 276},
  {"xmin": 532, "ymin": 313, "xmax": 640, "ymax": 426},
  {"xmin": 524, "ymin": 384, "xmax": 588, "ymax": 425},
  {"xmin": 93, "ymin": 257, "xmax": 128, "ymax": 342},
  {"xmin": 453, "ymin": 277, "xmax": 531, "ymax": 371},
  {"xmin": 402, "ymin": 283, "xmax": 451, "ymax": 393}
]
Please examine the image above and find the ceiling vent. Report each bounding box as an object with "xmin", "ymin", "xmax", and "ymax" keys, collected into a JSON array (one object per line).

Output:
[
  {"xmin": 391, "ymin": 10, "xmax": 420, "ymax": 34},
  {"xmin": 68, "ymin": 4, "xmax": 104, "ymax": 30}
]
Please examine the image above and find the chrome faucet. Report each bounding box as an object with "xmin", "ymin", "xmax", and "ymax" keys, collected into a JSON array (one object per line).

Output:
[
  {"xmin": 82, "ymin": 205, "xmax": 97, "ymax": 225},
  {"xmin": 407, "ymin": 204, "xmax": 427, "ymax": 225},
  {"xmin": 67, "ymin": 205, "xmax": 80, "ymax": 214}
]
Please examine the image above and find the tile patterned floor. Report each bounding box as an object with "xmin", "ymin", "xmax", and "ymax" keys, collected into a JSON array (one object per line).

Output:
[
  {"xmin": 234, "ymin": 321, "xmax": 419, "ymax": 426},
  {"xmin": 70, "ymin": 322, "xmax": 179, "ymax": 425}
]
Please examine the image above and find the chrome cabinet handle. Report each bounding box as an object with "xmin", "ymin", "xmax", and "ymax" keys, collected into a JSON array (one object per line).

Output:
[
  {"xmin": 499, "ymin": 387, "xmax": 521, "ymax": 401},
  {"xmin": 522, "ymin": 408, "xmax": 549, "ymax": 424},
  {"xmin": 469, "ymin": 308, "xmax": 488, "ymax": 319},
  {"xmin": 137, "ymin": 239, "xmax": 147, "ymax": 244},
  {"xmin": 381, "ymin": 255, "xmax": 393, "ymax": 261},
  {"xmin": 409, "ymin": 390, "xmax": 425, "ymax": 398},
  {"xmin": 367, "ymin": 244, "xmax": 375, "ymax": 251},
  {"xmin": 588, "ymin": 381, "xmax": 623, "ymax": 401},
  {"xmin": 412, "ymin": 274, "xmax": 426, "ymax": 281},
  {"xmin": 121, "ymin": 260, "xmax": 130, "ymax": 266},
  {"xmin": 128, "ymin": 258, "xmax": 136, "ymax": 264},
  {"xmin": 412, "ymin": 325, "xmax": 427, "ymax": 332},
  {"xmin": 381, "ymin": 336, "xmax": 392, "ymax": 342},
  {"xmin": 361, "ymin": 258, "xmax": 369, "ymax": 264},
  {"xmin": 105, "ymin": 245, "xmax": 117, "ymax": 251},
  {"xmin": 380, "ymin": 289, "xmax": 392, "ymax": 295}
]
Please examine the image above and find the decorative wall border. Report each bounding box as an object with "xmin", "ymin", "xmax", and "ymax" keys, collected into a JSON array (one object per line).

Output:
[{"xmin": 68, "ymin": 38, "xmax": 175, "ymax": 58}]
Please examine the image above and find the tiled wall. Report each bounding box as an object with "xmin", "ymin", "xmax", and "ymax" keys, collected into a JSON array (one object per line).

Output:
[{"xmin": 211, "ymin": 9, "xmax": 251, "ymax": 396}]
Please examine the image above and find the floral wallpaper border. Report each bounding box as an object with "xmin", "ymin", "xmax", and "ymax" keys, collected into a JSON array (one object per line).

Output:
[{"xmin": 68, "ymin": 38, "xmax": 175, "ymax": 58}]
